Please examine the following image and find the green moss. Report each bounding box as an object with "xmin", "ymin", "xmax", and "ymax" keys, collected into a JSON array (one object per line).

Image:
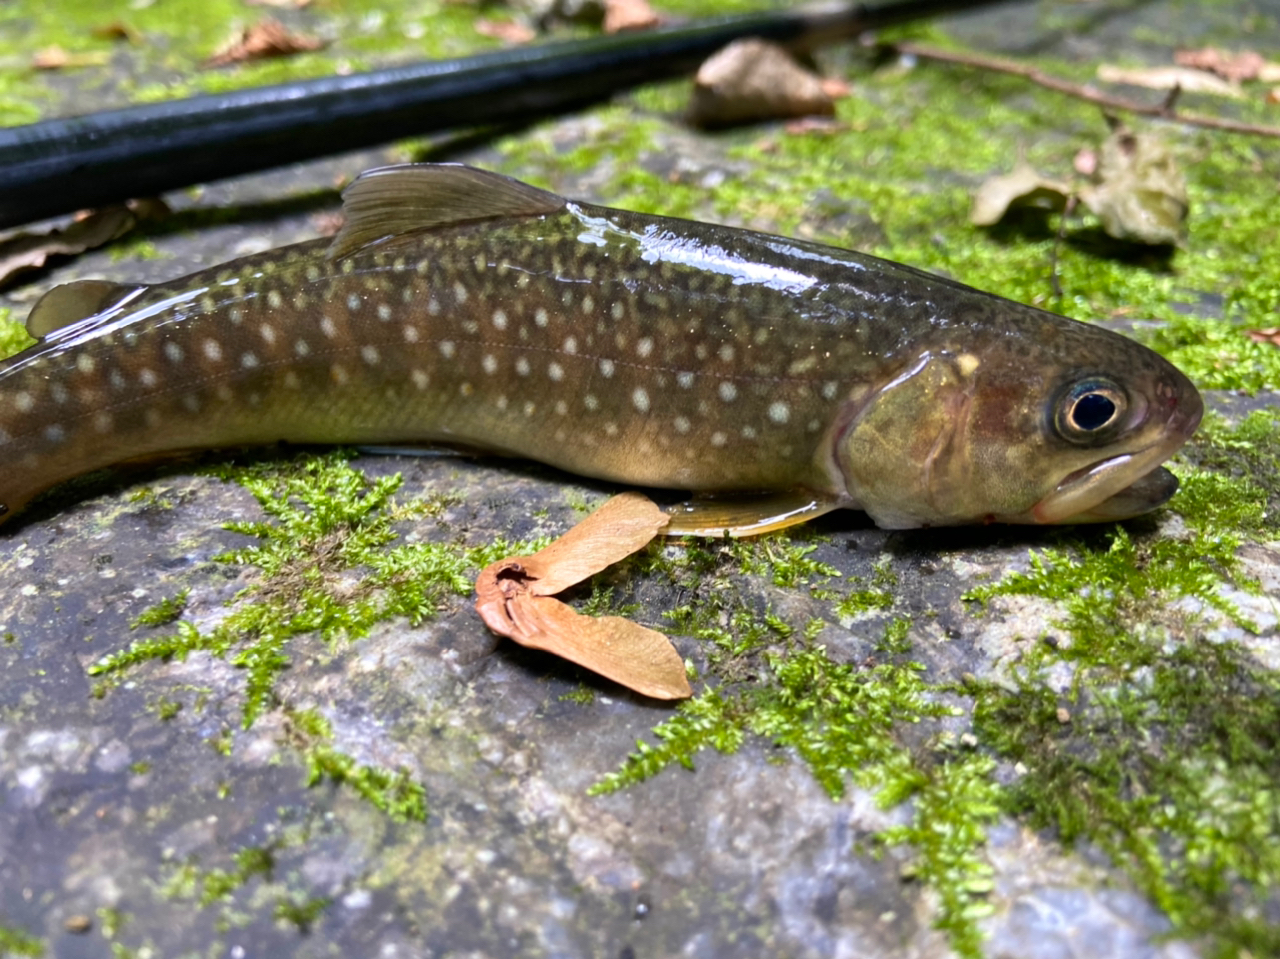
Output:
[
  {"xmin": 0, "ymin": 308, "xmax": 35, "ymax": 359},
  {"xmin": 962, "ymin": 411, "xmax": 1280, "ymax": 957},
  {"xmin": 130, "ymin": 589, "xmax": 188, "ymax": 629},
  {"xmin": 0, "ymin": 925, "xmax": 44, "ymax": 958}
]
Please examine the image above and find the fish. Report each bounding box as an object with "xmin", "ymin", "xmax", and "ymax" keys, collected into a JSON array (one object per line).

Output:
[{"xmin": 0, "ymin": 163, "xmax": 1202, "ymax": 535}]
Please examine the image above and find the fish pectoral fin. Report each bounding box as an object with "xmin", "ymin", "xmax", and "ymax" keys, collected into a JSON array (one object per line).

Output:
[
  {"xmin": 26, "ymin": 279, "xmax": 148, "ymax": 339},
  {"xmin": 328, "ymin": 163, "xmax": 567, "ymax": 261},
  {"xmin": 663, "ymin": 490, "xmax": 843, "ymax": 538}
]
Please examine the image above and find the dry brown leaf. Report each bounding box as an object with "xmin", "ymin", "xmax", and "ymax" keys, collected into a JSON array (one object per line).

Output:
[
  {"xmin": 474, "ymin": 18, "xmax": 537, "ymax": 45},
  {"xmin": 474, "ymin": 492, "xmax": 689, "ymax": 700},
  {"xmin": 603, "ymin": 0, "xmax": 662, "ymax": 33},
  {"xmin": 689, "ymin": 39, "xmax": 836, "ymax": 129},
  {"xmin": 0, "ymin": 206, "xmax": 140, "ymax": 289},
  {"xmin": 32, "ymin": 46, "xmax": 110, "ymax": 70},
  {"xmin": 1097, "ymin": 64, "xmax": 1244, "ymax": 98},
  {"xmin": 970, "ymin": 164, "xmax": 1072, "ymax": 227},
  {"xmin": 1246, "ymin": 328, "xmax": 1280, "ymax": 346},
  {"xmin": 1174, "ymin": 47, "xmax": 1268, "ymax": 83},
  {"xmin": 91, "ymin": 22, "xmax": 142, "ymax": 43},
  {"xmin": 1079, "ymin": 124, "xmax": 1187, "ymax": 246},
  {"xmin": 205, "ymin": 18, "xmax": 324, "ymax": 67}
]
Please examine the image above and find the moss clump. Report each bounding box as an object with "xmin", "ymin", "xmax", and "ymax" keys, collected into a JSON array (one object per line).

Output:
[
  {"xmin": 89, "ymin": 451, "xmax": 539, "ymax": 728},
  {"xmin": 963, "ymin": 411, "xmax": 1280, "ymax": 957},
  {"xmin": 130, "ymin": 590, "xmax": 188, "ymax": 630},
  {"xmin": 0, "ymin": 925, "xmax": 44, "ymax": 958},
  {"xmin": 593, "ymin": 620, "xmax": 1000, "ymax": 958}
]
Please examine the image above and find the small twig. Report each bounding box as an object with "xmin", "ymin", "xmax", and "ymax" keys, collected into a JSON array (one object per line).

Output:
[
  {"xmin": 1049, "ymin": 193, "xmax": 1078, "ymax": 301},
  {"xmin": 887, "ymin": 40, "xmax": 1280, "ymax": 139}
]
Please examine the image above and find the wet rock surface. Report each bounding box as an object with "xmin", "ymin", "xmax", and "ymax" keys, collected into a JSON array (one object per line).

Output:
[{"xmin": 1, "ymin": 2, "xmax": 1278, "ymax": 957}]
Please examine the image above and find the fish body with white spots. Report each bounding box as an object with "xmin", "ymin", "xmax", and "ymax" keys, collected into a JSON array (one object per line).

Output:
[{"xmin": 0, "ymin": 164, "xmax": 1201, "ymax": 534}]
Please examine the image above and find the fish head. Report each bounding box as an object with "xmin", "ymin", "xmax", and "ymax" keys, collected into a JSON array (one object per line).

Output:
[{"xmin": 833, "ymin": 325, "xmax": 1203, "ymax": 529}]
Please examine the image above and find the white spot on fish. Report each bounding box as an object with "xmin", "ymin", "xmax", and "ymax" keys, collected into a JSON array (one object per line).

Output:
[
  {"xmin": 403, "ymin": 325, "xmax": 420, "ymax": 344},
  {"xmin": 93, "ymin": 412, "xmax": 112, "ymax": 433},
  {"xmin": 229, "ymin": 308, "xmax": 245, "ymax": 325},
  {"xmin": 241, "ymin": 352, "xmax": 260, "ymax": 369},
  {"xmin": 44, "ymin": 424, "xmax": 66, "ymax": 444},
  {"xmin": 402, "ymin": 287, "xmax": 415, "ymax": 305},
  {"xmin": 440, "ymin": 340, "xmax": 456, "ymax": 359},
  {"xmin": 710, "ymin": 431, "xmax": 727, "ymax": 447},
  {"xmin": 77, "ymin": 353, "xmax": 95, "ymax": 374},
  {"xmin": 548, "ymin": 362, "xmax": 564, "ymax": 382},
  {"xmin": 822, "ymin": 381, "xmax": 838, "ymax": 400},
  {"xmin": 293, "ymin": 292, "xmax": 309, "ymax": 311},
  {"xmin": 677, "ymin": 371, "xmax": 695, "ymax": 389},
  {"xmin": 718, "ymin": 382, "xmax": 738, "ymax": 403},
  {"xmin": 460, "ymin": 382, "xmax": 474, "ymax": 397},
  {"xmin": 582, "ymin": 294, "xmax": 594, "ymax": 315},
  {"xmin": 769, "ymin": 401, "xmax": 790, "ymax": 424},
  {"xmin": 599, "ymin": 359, "xmax": 615, "ymax": 378},
  {"xmin": 515, "ymin": 357, "xmax": 530, "ymax": 377},
  {"xmin": 49, "ymin": 383, "xmax": 68, "ymax": 405},
  {"xmin": 584, "ymin": 394, "xmax": 599, "ymax": 411},
  {"xmin": 331, "ymin": 364, "xmax": 349, "ymax": 385},
  {"xmin": 555, "ymin": 400, "xmax": 568, "ymax": 415},
  {"xmin": 14, "ymin": 392, "xmax": 34, "ymax": 413},
  {"xmin": 320, "ymin": 316, "xmax": 338, "ymax": 339},
  {"xmin": 481, "ymin": 354, "xmax": 498, "ymax": 374},
  {"xmin": 110, "ymin": 370, "xmax": 127, "ymax": 391},
  {"xmin": 496, "ymin": 394, "xmax": 508, "ymax": 410},
  {"xmin": 454, "ymin": 281, "xmax": 468, "ymax": 304},
  {"xmin": 742, "ymin": 425, "xmax": 757, "ymax": 439},
  {"xmin": 305, "ymin": 265, "xmax": 321, "ymax": 282},
  {"xmin": 361, "ymin": 345, "xmax": 380, "ymax": 365},
  {"xmin": 182, "ymin": 394, "xmax": 201, "ymax": 413},
  {"xmin": 523, "ymin": 401, "xmax": 536, "ymax": 417},
  {"xmin": 294, "ymin": 339, "xmax": 311, "ymax": 358},
  {"xmin": 139, "ymin": 368, "xmax": 159, "ymax": 388},
  {"xmin": 636, "ymin": 337, "xmax": 653, "ymax": 359},
  {"xmin": 492, "ymin": 309, "xmax": 508, "ymax": 331},
  {"xmin": 718, "ymin": 344, "xmax": 735, "ymax": 362},
  {"xmin": 534, "ymin": 307, "xmax": 549, "ymax": 328},
  {"xmin": 268, "ymin": 290, "xmax": 284, "ymax": 309},
  {"xmin": 283, "ymin": 371, "xmax": 301, "ymax": 390},
  {"xmin": 347, "ymin": 293, "xmax": 361, "ymax": 311},
  {"xmin": 428, "ymin": 296, "xmax": 441, "ymax": 316},
  {"xmin": 202, "ymin": 339, "xmax": 223, "ymax": 362},
  {"xmin": 377, "ymin": 304, "xmax": 393, "ymax": 322},
  {"xmin": 164, "ymin": 342, "xmax": 184, "ymax": 363},
  {"xmin": 563, "ymin": 336, "xmax": 578, "ymax": 354},
  {"xmin": 957, "ymin": 353, "xmax": 981, "ymax": 376},
  {"xmin": 604, "ymin": 422, "xmax": 618, "ymax": 436},
  {"xmin": 673, "ymin": 416, "xmax": 690, "ymax": 434},
  {"xmin": 611, "ymin": 301, "xmax": 625, "ymax": 320},
  {"xmin": 632, "ymin": 388, "xmax": 650, "ymax": 413},
  {"xmin": 412, "ymin": 369, "xmax": 429, "ymax": 390},
  {"xmin": 260, "ymin": 324, "xmax": 278, "ymax": 346}
]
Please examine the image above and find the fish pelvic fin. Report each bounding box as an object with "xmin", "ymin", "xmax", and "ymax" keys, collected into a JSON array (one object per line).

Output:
[
  {"xmin": 327, "ymin": 163, "xmax": 567, "ymax": 262},
  {"xmin": 663, "ymin": 490, "xmax": 842, "ymax": 538},
  {"xmin": 26, "ymin": 279, "xmax": 148, "ymax": 339}
]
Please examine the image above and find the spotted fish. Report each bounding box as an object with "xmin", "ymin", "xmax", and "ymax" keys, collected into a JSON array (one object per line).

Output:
[{"xmin": 0, "ymin": 163, "xmax": 1201, "ymax": 533}]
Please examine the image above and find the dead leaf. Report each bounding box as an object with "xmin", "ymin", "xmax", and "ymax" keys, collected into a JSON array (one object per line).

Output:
[
  {"xmin": 783, "ymin": 117, "xmax": 848, "ymax": 136},
  {"xmin": 32, "ymin": 46, "xmax": 110, "ymax": 70},
  {"xmin": 1268, "ymin": 87, "xmax": 1280, "ymax": 105},
  {"xmin": 474, "ymin": 18, "xmax": 537, "ymax": 45},
  {"xmin": 1246, "ymin": 328, "xmax": 1280, "ymax": 346},
  {"xmin": 1174, "ymin": 47, "xmax": 1269, "ymax": 83},
  {"xmin": 474, "ymin": 492, "xmax": 690, "ymax": 700},
  {"xmin": 1097, "ymin": 64, "xmax": 1244, "ymax": 98},
  {"xmin": 689, "ymin": 39, "xmax": 837, "ymax": 129},
  {"xmin": 204, "ymin": 18, "xmax": 324, "ymax": 67},
  {"xmin": 970, "ymin": 164, "xmax": 1072, "ymax": 227},
  {"xmin": 1078, "ymin": 123, "xmax": 1187, "ymax": 246},
  {"xmin": 603, "ymin": 0, "xmax": 662, "ymax": 33},
  {"xmin": 92, "ymin": 22, "xmax": 142, "ymax": 43},
  {"xmin": 0, "ymin": 205, "xmax": 140, "ymax": 289}
]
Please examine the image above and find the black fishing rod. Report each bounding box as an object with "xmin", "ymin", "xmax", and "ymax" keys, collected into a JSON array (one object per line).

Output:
[{"xmin": 0, "ymin": 0, "xmax": 1013, "ymax": 230}]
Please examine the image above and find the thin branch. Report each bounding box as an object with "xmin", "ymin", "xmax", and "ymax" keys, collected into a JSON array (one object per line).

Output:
[{"xmin": 886, "ymin": 40, "xmax": 1280, "ymax": 139}]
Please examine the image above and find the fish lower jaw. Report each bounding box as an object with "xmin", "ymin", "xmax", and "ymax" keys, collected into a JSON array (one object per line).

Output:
[{"xmin": 1024, "ymin": 444, "xmax": 1176, "ymax": 525}]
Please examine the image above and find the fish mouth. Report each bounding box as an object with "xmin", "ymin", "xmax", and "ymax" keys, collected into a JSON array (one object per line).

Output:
[{"xmin": 1026, "ymin": 397, "xmax": 1203, "ymax": 525}]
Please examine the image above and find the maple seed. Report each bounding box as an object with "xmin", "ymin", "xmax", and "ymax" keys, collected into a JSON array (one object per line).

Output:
[{"xmin": 474, "ymin": 493, "xmax": 691, "ymax": 700}]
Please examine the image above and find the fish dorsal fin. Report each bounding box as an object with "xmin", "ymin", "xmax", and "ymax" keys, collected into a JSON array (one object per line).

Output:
[
  {"xmin": 328, "ymin": 163, "xmax": 566, "ymax": 262},
  {"xmin": 26, "ymin": 279, "xmax": 148, "ymax": 339}
]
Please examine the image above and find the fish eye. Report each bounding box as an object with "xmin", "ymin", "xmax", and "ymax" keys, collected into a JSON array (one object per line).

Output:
[{"xmin": 1055, "ymin": 378, "xmax": 1126, "ymax": 441}]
